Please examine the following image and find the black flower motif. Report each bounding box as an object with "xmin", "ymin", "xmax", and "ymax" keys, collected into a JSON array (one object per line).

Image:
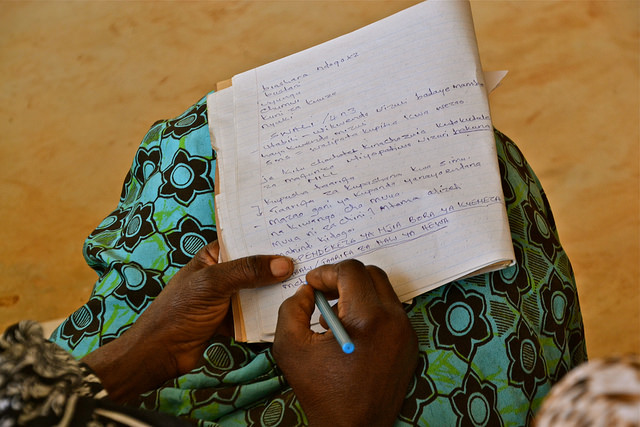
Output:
[
  {"xmin": 120, "ymin": 169, "xmax": 133, "ymax": 203},
  {"xmin": 159, "ymin": 149, "xmax": 214, "ymax": 206},
  {"xmin": 498, "ymin": 155, "xmax": 516, "ymax": 205},
  {"xmin": 99, "ymin": 322, "xmax": 135, "ymax": 346},
  {"xmin": 83, "ymin": 241, "xmax": 108, "ymax": 277},
  {"xmin": 427, "ymin": 284, "xmax": 492, "ymax": 361},
  {"xmin": 568, "ymin": 328, "xmax": 588, "ymax": 367},
  {"xmin": 60, "ymin": 296, "xmax": 105, "ymax": 349},
  {"xmin": 551, "ymin": 358, "xmax": 570, "ymax": 384},
  {"xmin": 132, "ymin": 146, "xmax": 161, "ymax": 184},
  {"xmin": 539, "ymin": 188, "xmax": 558, "ymax": 231},
  {"xmin": 190, "ymin": 383, "xmax": 243, "ymax": 412},
  {"xmin": 451, "ymin": 369, "xmax": 503, "ymax": 427},
  {"xmin": 138, "ymin": 389, "xmax": 161, "ymax": 413},
  {"xmin": 244, "ymin": 390, "xmax": 305, "ymax": 427},
  {"xmin": 88, "ymin": 206, "xmax": 131, "ymax": 238},
  {"xmin": 162, "ymin": 102, "xmax": 207, "ymax": 140},
  {"xmin": 116, "ymin": 203, "xmax": 157, "ymax": 252},
  {"xmin": 165, "ymin": 215, "xmax": 217, "ymax": 267},
  {"xmin": 503, "ymin": 137, "xmax": 532, "ymax": 185},
  {"xmin": 522, "ymin": 194, "xmax": 562, "ymax": 262},
  {"xmin": 506, "ymin": 319, "xmax": 548, "ymax": 399},
  {"xmin": 398, "ymin": 353, "xmax": 437, "ymax": 423},
  {"xmin": 490, "ymin": 241, "xmax": 531, "ymax": 308},
  {"xmin": 540, "ymin": 271, "xmax": 576, "ymax": 349},
  {"xmin": 112, "ymin": 262, "xmax": 165, "ymax": 313},
  {"xmin": 143, "ymin": 121, "xmax": 163, "ymax": 144}
]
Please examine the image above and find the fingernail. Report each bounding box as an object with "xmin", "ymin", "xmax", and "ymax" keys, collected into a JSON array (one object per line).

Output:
[{"xmin": 270, "ymin": 257, "xmax": 291, "ymax": 277}]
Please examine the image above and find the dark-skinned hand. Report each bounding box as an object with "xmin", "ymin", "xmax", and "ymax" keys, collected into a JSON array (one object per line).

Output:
[
  {"xmin": 273, "ymin": 259, "xmax": 418, "ymax": 427},
  {"xmin": 82, "ymin": 240, "xmax": 294, "ymax": 403}
]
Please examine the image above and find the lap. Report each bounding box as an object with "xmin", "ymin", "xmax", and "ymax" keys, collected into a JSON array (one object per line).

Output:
[{"xmin": 50, "ymin": 98, "xmax": 587, "ymax": 426}]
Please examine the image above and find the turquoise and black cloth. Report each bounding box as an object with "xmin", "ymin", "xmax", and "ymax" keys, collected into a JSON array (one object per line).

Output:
[{"xmin": 45, "ymin": 94, "xmax": 587, "ymax": 426}]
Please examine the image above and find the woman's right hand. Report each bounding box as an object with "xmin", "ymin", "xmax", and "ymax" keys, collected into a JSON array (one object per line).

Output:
[{"xmin": 273, "ymin": 260, "xmax": 418, "ymax": 427}]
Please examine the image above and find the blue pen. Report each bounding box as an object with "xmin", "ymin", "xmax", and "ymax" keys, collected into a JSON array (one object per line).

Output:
[{"xmin": 313, "ymin": 289, "xmax": 354, "ymax": 354}]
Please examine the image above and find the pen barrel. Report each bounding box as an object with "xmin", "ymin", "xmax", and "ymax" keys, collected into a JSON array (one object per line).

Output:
[{"xmin": 313, "ymin": 290, "xmax": 354, "ymax": 354}]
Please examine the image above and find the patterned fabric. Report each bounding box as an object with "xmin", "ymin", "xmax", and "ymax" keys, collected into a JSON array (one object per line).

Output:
[
  {"xmin": 0, "ymin": 320, "xmax": 101, "ymax": 425},
  {"xmin": 49, "ymin": 94, "xmax": 588, "ymax": 426},
  {"xmin": 535, "ymin": 355, "xmax": 640, "ymax": 426},
  {"xmin": 0, "ymin": 320, "xmax": 194, "ymax": 426}
]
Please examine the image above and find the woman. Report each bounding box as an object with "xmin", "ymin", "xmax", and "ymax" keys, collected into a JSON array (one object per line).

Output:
[{"xmin": 2, "ymin": 95, "xmax": 587, "ymax": 426}]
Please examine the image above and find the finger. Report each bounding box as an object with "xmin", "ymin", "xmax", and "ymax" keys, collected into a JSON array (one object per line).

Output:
[
  {"xmin": 204, "ymin": 254, "xmax": 294, "ymax": 297},
  {"xmin": 317, "ymin": 302, "xmax": 339, "ymax": 331},
  {"xmin": 186, "ymin": 240, "xmax": 220, "ymax": 271},
  {"xmin": 305, "ymin": 264, "xmax": 340, "ymax": 299},
  {"xmin": 307, "ymin": 260, "xmax": 379, "ymax": 319},
  {"xmin": 305, "ymin": 263, "xmax": 400, "ymax": 329},
  {"xmin": 365, "ymin": 265, "xmax": 402, "ymax": 305},
  {"xmin": 273, "ymin": 285, "xmax": 316, "ymax": 356},
  {"xmin": 334, "ymin": 260, "xmax": 381, "ymax": 319}
]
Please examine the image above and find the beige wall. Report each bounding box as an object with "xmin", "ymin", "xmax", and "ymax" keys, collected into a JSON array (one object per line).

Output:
[{"xmin": 0, "ymin": 1, "xmax": 637, "ymax": 359}]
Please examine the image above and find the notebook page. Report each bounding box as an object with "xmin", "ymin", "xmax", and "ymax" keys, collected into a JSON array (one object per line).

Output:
[
  {"xmin": 213, "ymin": 0, "xmax": 515, "ymax": 340},
  {"xmin": 208, "ymin": 87, "xmax": 240, "ymax": 259},
  {"xmin": 208, "ymin": 88, "xmax": 255, "ymax": 340},
  {"xmin": 208, "ymin": 69, "xmax": 508, "ymax": 342}
]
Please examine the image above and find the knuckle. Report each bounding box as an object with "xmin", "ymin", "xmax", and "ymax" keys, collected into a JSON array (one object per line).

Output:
[
  {"xmin": 357, "ymin": 310, "xmax": 382, "ymax": 328},
  {"xmin": 189, "ymin": 241, "xmax": 218, "ymax": 268},
  {"xmin": 394, "ymin": 313, "xmax": 417, "ymax": 344},
  {"xmin": 272, "ymin": 337, "xmax": 290, "ymax": 367},
  {"xmin": 238, "ymin": 255, "xmax": 263, "ymax": 280},
  {"xmin": 366, "ymin": 264, "xmax": 389, "ymax": 280},
  {"xmin": 277, "ymin": 297, "xmax": 293, "ymax": 318},
  {"xmin": 338, "ymin": 259, "xmax": 365, "ymax": 269}
]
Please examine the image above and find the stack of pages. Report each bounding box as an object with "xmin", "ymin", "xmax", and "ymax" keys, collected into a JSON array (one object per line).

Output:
[{"xmin": 207, "ymin": 0, "xmax": 514, "ymax": 342}]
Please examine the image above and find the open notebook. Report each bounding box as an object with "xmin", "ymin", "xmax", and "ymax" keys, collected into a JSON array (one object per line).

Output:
[{"xmin": 207, "ymin": 0, "xmax": 514, "ymax": 342}]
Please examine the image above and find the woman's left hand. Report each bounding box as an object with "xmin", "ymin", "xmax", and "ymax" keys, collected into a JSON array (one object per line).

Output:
[{"xmin": 82, "ymin": 240, "xmax": 293, "ymax": 402}]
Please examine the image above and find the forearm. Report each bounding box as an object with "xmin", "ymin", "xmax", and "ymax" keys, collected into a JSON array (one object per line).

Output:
[{"xmin": 81, "ymin": 325, "xmax": 176, "ymax": 403}]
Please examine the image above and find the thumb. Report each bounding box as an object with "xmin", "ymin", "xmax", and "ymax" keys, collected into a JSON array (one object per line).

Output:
[{"xmin": 203, "ymin": 254, "xmax": 294, "ymax": 297}]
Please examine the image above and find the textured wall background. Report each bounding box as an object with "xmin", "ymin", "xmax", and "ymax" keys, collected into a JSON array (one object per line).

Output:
[{"xmin": 0, "ymin": 1, "xmax": 638, "ymax": 358}]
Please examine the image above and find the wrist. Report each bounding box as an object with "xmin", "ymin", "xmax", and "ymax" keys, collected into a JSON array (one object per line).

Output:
[
  {"xmin": 308, "ymin": 413, "xmax": 395, "ymax": 427},
  {"xmin": 304, "ymin": 399, "xmax": 397, "ymax": 427},
  {"xmin": 81, "ymin": 324, "xmax": 177, "ymax": 403}
]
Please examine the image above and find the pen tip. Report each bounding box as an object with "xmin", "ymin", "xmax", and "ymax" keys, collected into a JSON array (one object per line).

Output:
[{"xmin": 342, "ymin": 342, "xmax": 355, "ymax": 354}]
